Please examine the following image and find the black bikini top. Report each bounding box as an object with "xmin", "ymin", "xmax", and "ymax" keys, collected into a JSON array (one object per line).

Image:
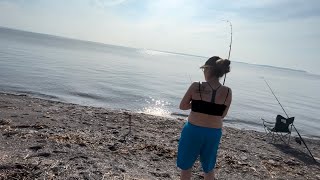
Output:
[{"xmin": 191, "ymin": 82, "xmax": 230, "ymax": 116}]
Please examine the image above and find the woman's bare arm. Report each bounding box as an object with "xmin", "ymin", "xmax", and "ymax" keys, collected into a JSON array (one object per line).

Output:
[
  {"xmin": 179, "ymin": 82, "xmax": 197, "ymax": 110},
  {"xmin": 222, "ymin": 88, "xmax": 232, "ymax": 118}
]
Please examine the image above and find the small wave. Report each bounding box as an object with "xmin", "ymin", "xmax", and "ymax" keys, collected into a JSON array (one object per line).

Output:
[
  {"xmin": 0, "ymin": 90, "xmax": 60, "ymax": 100},
  {"xmin": 171, "ymin": 112, "xmax": 188, "ymax": 117},
  {"xmin": 169, "ymin": 113, "xmax": 265, "ymax": 129},
  {"xmin": 223, "ymin": 118, "xmax": 263, "ymax": 127},
  {"xmin": 68, "ymin": 91, "xmax": 103, "ymax": 100}
]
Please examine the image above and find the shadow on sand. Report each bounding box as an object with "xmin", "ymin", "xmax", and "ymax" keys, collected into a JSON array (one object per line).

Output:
[{"xmin": 272, "ymin": 143, "xmax": 319, "ymax": 166}]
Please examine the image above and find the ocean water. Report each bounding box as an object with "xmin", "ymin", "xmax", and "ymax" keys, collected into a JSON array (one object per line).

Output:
[{"xmin": 1, "ymin": 27, "xmax": 320, "ymax": 138}]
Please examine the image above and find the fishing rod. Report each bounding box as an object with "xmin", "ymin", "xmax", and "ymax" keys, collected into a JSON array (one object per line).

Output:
[
  {"xmin": 187, "ymin": 20, "xmax": 232, "ymax": 85},
  {"xmin": 263, "ymin": 78, "xmax": 317, "ymax": 162},
  {"xmin": 222, "ymin": 20, "xmax": 233, "ymax": 85}
]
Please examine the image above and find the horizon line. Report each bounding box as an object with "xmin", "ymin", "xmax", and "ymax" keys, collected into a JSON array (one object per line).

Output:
[{"xmin": 0, "ymin": 26, "xmax": 313, "ymax": 75}]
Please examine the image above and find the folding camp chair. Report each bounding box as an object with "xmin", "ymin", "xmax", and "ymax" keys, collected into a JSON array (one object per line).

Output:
[{"xmin": 261, "ymin": 115, "xmax": 295, "ymax": 144}]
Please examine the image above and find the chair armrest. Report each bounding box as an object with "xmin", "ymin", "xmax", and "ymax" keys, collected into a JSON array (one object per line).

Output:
[{"xmin": 261, "ymin": 118, "xmax": 275, "ymax": 124}]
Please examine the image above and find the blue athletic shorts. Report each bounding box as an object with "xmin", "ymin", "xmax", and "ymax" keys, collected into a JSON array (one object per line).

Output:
[{"xmin": 177, "ymin": 121, "xmax": 222, "ymax": 173}]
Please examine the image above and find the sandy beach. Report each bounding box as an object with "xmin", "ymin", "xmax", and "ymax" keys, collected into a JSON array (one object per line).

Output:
[{"xmin": 0, "ymin": 93, "xmax": 319, "ymax": 179}]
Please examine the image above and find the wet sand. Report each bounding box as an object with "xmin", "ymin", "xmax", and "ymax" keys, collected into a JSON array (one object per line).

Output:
[{"xmin": 0, "ymin": 93, "xmax": 319, "ymax": 179}]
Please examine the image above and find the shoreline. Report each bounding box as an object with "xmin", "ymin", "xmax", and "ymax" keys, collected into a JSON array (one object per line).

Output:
[
  {"xmin": 0, "ymin": 93, "xmax": 319, "ymax": 179},
  {"xmin": 3, "ymin": 91, "xmax": 320, "ymax": 141}
]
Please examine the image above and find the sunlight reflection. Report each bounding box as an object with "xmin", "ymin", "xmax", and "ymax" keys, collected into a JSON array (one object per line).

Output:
[{"xmin": 138, "ymin": 97, "xmax": 171, "ymax": 117}]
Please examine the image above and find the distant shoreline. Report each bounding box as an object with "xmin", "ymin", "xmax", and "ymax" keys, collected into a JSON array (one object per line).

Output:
[{"xmin": 0, "ymin": 26, "xmax": 312, "ymax": 75}]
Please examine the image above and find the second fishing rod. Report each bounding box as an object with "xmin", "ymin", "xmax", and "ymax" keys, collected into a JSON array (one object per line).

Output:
[{"xmin": 263, "ymin": 78, "xmax": 316, "ymax": 162}]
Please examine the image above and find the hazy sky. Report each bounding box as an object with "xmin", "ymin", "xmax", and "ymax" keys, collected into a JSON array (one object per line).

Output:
[{"xmin": 0, "ymin": 0, "xmax": 319, "ymax": 74}]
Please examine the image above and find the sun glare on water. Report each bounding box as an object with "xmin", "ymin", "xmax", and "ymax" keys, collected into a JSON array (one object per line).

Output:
[{"xmin": 139, "ymin": 97, "xmax": 171, "ymax": 117}]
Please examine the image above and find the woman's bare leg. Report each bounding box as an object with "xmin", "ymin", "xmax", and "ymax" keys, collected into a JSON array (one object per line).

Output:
[
  {"xmin": 204, "ymin": 169, "xmax": 215, "ymax": 180},
  {"xmin": 180, "ymin": 169, "xmax": 192, "ymax": 180}
]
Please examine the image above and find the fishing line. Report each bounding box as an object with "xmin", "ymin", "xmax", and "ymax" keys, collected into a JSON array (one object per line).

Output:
[
  {"xmin": 222, "ymin": 20, "xmax": 233, "ymax": 85},
  {"xmin": 188, "ymin": 74, "xmax": 192, "ymax": 83},
  {"xmin": 187, "ymin": 20, "xmax": 233, "ymax": 85},
  {"xmin": 263, "ymin": 78, "xmax": 289, "ymax": 118}
]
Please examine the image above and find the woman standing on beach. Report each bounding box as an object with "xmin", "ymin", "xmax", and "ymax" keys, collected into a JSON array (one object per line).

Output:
[{"xmin": 177, "ymin": 56, "xmax": 232, "ymax": 180}]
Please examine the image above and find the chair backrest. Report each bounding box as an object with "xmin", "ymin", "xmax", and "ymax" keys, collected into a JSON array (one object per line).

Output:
[{"xmin": 273, "ymin": 115, "xmax": 295, "ymax": 132}]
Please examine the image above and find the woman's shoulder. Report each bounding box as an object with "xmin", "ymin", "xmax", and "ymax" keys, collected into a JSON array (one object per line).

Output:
[
  {"xmin": 188, "ymin": 81, "xmax": 203, "ymax": 91},
  {"xmin": 221, "ymin": 85, "xmax": 232, "ymax": 93},
  {"xmin": 222, "ymin": 85, "xmax": 231, "ymax": 89},
  {"xmin": 190, "ymin": 81, "xmax": 201, "ymax": 87}
]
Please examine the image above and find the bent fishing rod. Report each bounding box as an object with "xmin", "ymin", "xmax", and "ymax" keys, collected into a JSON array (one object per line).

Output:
[
  {"xmin": 187, "ymin": 20, "xmax": 233, "ymax": 84},
  {"xmin": 222, "ymin": 20, "xmax": 233, "ymax": 85},
  {"xmin": 263, "ymin": 78, "xmax": 316, "ymax": 162}
]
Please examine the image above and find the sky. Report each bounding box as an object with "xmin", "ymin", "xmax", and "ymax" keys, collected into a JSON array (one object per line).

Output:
[{"xmin": 0, "ymin": 0, "xmax": 320, "ymax": 74}]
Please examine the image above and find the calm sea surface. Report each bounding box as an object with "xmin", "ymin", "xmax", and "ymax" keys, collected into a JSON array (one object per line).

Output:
[{"xmin": 1, "ymin": 27, "xmax": 319, "ymax": 138}]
